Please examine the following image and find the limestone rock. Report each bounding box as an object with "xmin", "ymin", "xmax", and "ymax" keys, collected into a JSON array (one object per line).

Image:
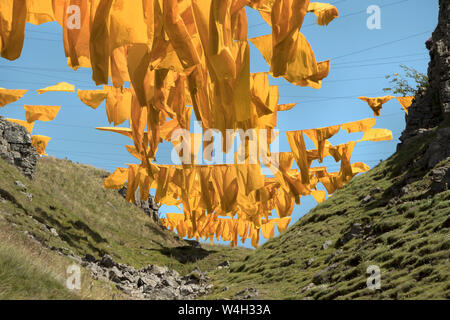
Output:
[
  {"xmin": 0, "ymin": 117, "xmax": 38, "ymax": 179},
  {"xmin": 322, "ymin": 240, "xmax": 332, "ymax": 250},
  {"xmin": 399, "ymin": 0, "xmax": 450, "ymax": 169},
  {"xmin": 118, "ymin": 186, "xmax": 160, "ymax": 223}
]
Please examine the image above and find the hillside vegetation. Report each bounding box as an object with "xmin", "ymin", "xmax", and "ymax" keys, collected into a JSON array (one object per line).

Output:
[
  {"xmin": 0, "ymin": 156, "xmax": 250, "ymax": 299},
  {"xmin": 0, "ymin": 127, "xmax": 448, "ymax": 300},
  {"xmin": 0, "ymin": 222, "xmax": 125, "ymax": 299},
  {"xmin": 0, "ymin": 129, "xmax": 448, "ymax": 299},
  {"xmin": 206, "ymin": 126, "xmax": 450, "ymax": 300}
]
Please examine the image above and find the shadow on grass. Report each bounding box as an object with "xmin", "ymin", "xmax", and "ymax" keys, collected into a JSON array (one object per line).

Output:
[{"xmin": 149, "ymin": 245, "xmax": 218, "ymax": 264}]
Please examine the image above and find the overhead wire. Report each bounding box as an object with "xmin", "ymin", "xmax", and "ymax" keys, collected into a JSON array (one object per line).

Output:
[
  {"xmin": 331, "ymin": 30, "xmax": 432, "ymax": 60},
  {"xmin": 248, "ymin": 0, "xmax": 412, "ymax": 29}
]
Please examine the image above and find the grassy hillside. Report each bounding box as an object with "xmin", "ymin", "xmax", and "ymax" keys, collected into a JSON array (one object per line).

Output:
[
  {"xmin": 0, "ymin": 156, "xmax": 250, "ymax": 299},
  {"xmin": 0, "ymin": 222, "xmax": 125, "ymax": 299},
  {"xmin": 206, "ymin": 126, "xmax": 450, "ymax": 300},
  {"xmin": 0, "ymin": 128, "xmax": 447, "ymax": 300}
]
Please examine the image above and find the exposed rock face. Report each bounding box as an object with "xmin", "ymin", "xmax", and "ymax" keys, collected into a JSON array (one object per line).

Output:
[
  {"xmin": 0, "ymin": 117, "xmax": 38, "ymax": 179},
  {"xmin": 80, "ymin": 254, "xmax": 212, "ymax": 300},
  {"xmin": 118, "ymin": 187, "xmax": 160, "ymax": 223},
  {"xmin": 399, "ymin": 0, "xmax": 450, "ymax": 154},
  {"xmin": 400, "ymin": 0, "xmax": 450, "ymax": 142}
]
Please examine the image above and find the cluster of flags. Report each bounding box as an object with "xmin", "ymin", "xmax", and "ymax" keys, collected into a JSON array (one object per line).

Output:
[
  {"xmin": 0, "ymin": 84, "xmax": 74, "ymax": 155},
  {"xmin": 0, "ymin": 1, "xmax": 416, "ymax": 247},
  {"xmin": 359, "ymin": 95, "xmax": 415, "ymax": 116}
]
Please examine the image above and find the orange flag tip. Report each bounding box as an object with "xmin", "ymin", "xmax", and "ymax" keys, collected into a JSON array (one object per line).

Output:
[
  {"xmin": 5, "ymin": 118, "xmax": 34, "ymax": 134},
  {"xmin": 96, "ymin": 127, "xmax": 133, "ymax": 138},
  {"xmin": 358, "ymin": 96, "xmax": 394, "ymax": 116},
  {"xmin": 275, "ymin": 217, "xmax": 291, "ymax": 234},
  {"xmin": 77, "ymin": 89, "xmax": 107, "ymax": 109},
  {"xmin": 0, "ymin": 88, "xmax": 28, "ymax": 108},
  {"xmin": 24, "ymin": 105, "xmax": 61, "ymax": 122},
  {"xmin": 104, "ymin": 167, "xmax": 128, "ymax": 189},
  {"xmin": 340, "ymin": 118, "xmax": 376, "ymax": 133},
  {"xmin": 396, "ymin": 96, "xmax": 415, "ymax": 114},
  {"xmin": 308, "ymin": 2, "xmax": 340, "ymax": 26},
  {"xmin": 26, "ymin": 0, "xmax": 56, "ymax": 25},
  {"xmin": 351, "ymin": 162, "xmax": 371, "ymax": 174},
  {"xmin": 36, "ymin": 82, "xmax": 75, "ymax": 95},
  {"xmin": 358, "ymin": 128, "xmax": 393, "ymax": 142},
  {"xmin": 31, "ymin": 135, "xmax": 51, "ymax": 156},
  {"xmin": 311, "ymin": 190, "xmax": 326, "ymax": 203}
]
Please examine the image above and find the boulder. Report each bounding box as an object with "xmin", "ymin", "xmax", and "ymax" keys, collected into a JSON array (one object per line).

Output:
[
  {"xmin": 217, "ymin": 260, "xmax": 230, "ymax": 268},
  {"xmin": 0, "ymin": 117, "xmax": 38, "ymax": 179},
  {"xmin": 99, "ymin": 255, "xmax": 116, "ymax": 268},
  {"xmin": 322, "ymin": 240, "xmax": 332, "ymax": 250},
  {"xmin": 108, "ymin": 266, "xmax": 125, "ymax": 283}
]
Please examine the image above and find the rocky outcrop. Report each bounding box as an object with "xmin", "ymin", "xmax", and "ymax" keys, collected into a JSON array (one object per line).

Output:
[
  {"xmin": 0, "ymin": 117, "xmax": 38, "ymax": 179},
  {"xmin": 397, "ymin": 0, "xmax": 449, "ymax": 200},
  {"xmin": 118, "ymin": 187, "xmax": 160, "ymax": 223},
  {"xmin": 79, "ymin": 254, "xmax": 212, "ymax": 300},
  {"xmin": 399, "ymin": 0, "xmax": 449, "ymax": 154}
]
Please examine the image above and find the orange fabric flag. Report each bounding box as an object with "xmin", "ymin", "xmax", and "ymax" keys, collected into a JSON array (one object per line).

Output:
[
  {"xmin": 104, "ymin": 168, "xmax": 128, "ymax": 189},
  {"xmin": 396, "ymin": 96, "xmax": 414, "ymax": 115},
  {"xmin": 311, "ymin": 189, "xmax": 326, "ymax": 203},
  {"xmin": 351, "ymin": 162, "xmax": 370, "ymax": 174},
  {"xmin": 340, "ymin": 118, "xmax": 376, "ymax": 133},
  {"xmin": 77, "ymin": 89, "xmax": 107, "ymax": 109},
  {"xmin": 307, "ymin": 2, "xmax": 339, "ymax": 26},
  {"xmin": 358, "ymin": 96, "xmax": 394, "ymax": 116},
  {"xmin": 96, "ymin": 127, "xmax": 133, "ymax": 139},
  {"xmin": 286, "ymin": 131, "xmax": 310, "ymax": 184},
  {"xmin": 261, "ymin": 219, "xmax": 276, "ymax": 239},
  {"xmin": 274, "ymin": 188, "xmax": 295, "ymax": 218},
  {"xmin": 328, "ymin": 141, "xmax": 356, "ymax": 179},
  {"xmin": 125, "ymin": 164, "xmax": 141, "ymax": 203},
  {"xmin": 358, "ymin": 128, "xmax": 393, "ymax": 142},
  {"xmin": 303, "ymin": 125, "xmax": 340, "ymax": 163},
  {"xmin": 26, "ymin": 0, "xmax": 55, "ymax": 25},
  {"xmin": 37, "ymin": 82, "xmax": 75, "ymax": 94},
  {"xmin": 104, "ymin": 86, "xmax": 132, "ymax": 126},
  {"xmin": 212, "ymin": 165, "xmax": 239, "ymax": 215},
  {"xmin": 31, "ymin": 135, "xmax": 51, "ymax": 156},
  {"xmin": 89, "ymin": 0, "xmax": 113, "ymax": 85},
  {"xmin": 275, "ymin": 216, "xmax": 291, "ymax": 233},
  {"xmin": 163, "ymin": 0, "xmax": 202, "ymax": 69},
  {"xmin": 271, "ymin": 0, "xmax": 310, "ymax": 77},
  {"xmin": 250, "ymin": 224, "xmax": 260, "ymax": 248},
  {"xmin": 0, "ymin": 0, "xmax": 27, "ymax": 60},
  {"xmin": 0, "ymin": 88, "xmax": 28, "ymax": 107},
  {"xmin": 24, "ymin": 105, "xmax": 61, "ymax": 122},
  {"xmin": 56, "ymin": 0, "xmax": 92, "ymax": 71},
  {"xmin": 166, "ymin": 213, "xmax": 186, "ymax": 231},
  {"xmin": 250, "ymin": 32, "xmax": 329, "ymax": 88},
  {"xmin": 5, "ymin": 118, "xmax": 34, "ymax": 133}
]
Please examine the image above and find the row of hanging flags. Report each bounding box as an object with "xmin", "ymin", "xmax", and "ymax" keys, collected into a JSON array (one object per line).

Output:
[
  {"xmin": 0, "ymin": 0, "xmax": 415, "ymax": 247},
  {"xmin": 0, "ymin": 82, "xmax": 75, "ymax": 155}
]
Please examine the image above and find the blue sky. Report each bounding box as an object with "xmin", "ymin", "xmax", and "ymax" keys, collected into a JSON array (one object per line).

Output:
[{"xmin": 0, "ymin": 0, "xmax": 439, "ymax": 248}]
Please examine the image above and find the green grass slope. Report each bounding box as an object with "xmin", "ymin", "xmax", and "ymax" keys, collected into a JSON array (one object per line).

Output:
[
  {"xmin": 206, "ymin": 127, "xmax": 450, "ymax": 300},
  {"xmin": 0, "ymin": 156, "xmax": 250, "ymax": 296},
  {"xmin": 0, "ymin": 237, "xmax": 79, "ymax": 300},
  {"xmin": 1, "ymin": 128, "xmax": 447, "ymax": 300},
  {"xmin": 0, "ymin": 222, "xmax": 124, "ymax": 300}
]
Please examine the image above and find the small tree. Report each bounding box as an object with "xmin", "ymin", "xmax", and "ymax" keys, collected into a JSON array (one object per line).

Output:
[{"xmin": 383, "ymin": 64, "xmax": 429, "ymax": 96}]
